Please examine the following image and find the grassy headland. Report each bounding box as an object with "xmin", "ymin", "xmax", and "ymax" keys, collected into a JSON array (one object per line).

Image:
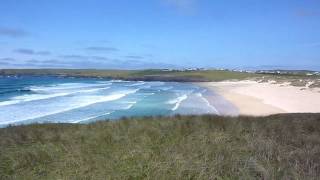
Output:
[
  {"xmin": 1, "ymin": 69, "xmax": 319, "ymax": 87},
  {"xmin": 1, "ymin": 114, "xmax": 320, "ymax": 179},
  {"xmin": 0, "ymin": 69, "xmax": 258, "ymax": 82}
]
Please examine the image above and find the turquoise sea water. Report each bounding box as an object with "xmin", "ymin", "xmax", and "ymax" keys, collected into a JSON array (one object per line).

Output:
[{"xmin": 0, "ymin": 76, "xmax": 219, "ymax": 127}]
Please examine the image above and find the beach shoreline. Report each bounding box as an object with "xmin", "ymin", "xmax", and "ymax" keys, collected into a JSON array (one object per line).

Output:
[
  {"xmin": 199, "ymin": 80, "xmax": 320, "ymax": 116},
  {"xmin": 200, "ymin": 87, "xmax": 239, "ymax": 116}
]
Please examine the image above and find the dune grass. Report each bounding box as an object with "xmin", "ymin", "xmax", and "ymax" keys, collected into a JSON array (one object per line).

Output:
[{"xmin": 1, "ymin": 114, "xmax": 320, "ymax": 179}]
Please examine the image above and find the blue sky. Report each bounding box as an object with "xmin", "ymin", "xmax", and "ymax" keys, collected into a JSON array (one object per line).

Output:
[{"xmin": 0, "ymin": 0, "xmax": 320, "ymax": 70}]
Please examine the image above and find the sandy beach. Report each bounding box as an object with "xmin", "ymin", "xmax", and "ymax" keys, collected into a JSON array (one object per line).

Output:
[{"xmin": 200, "ymin": 80, "xmax": 320, "ymax": 116}]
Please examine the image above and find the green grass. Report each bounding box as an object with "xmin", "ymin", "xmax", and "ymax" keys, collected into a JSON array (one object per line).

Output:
[
  {"xmin": 0, "ymin": 69, "xmax": 135, "ymax": 79},
  {"xmin": 0, "ymin": 69, "xmax": 258, "ymax": 82},
  {"xmin": 1, "ymin": 114, "xmax": 320, "ymax": 179},
  {"xmin": 131, "ymin": 69, "xmax": 258, "ymax": 81}
]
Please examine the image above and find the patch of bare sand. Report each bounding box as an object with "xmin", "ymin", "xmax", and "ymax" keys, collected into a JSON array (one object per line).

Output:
[{"xmin": 200, "ymin": 80, "xmax": 320, "ymax": 116}]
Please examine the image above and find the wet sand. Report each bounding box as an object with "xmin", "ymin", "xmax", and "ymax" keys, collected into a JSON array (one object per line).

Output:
[{"xmin": 201, "ymin": 88, "xmax": 239, "ymax": 116}]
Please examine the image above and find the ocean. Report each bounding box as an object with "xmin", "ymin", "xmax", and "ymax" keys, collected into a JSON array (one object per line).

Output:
[{"xmin": 0, "ymin": 75, "xmax": 220, "ymax": 127}]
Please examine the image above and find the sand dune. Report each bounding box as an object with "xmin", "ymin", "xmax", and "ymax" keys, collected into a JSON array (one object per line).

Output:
[{"xmin": 201, "ymin": 80, "xmax": 320, "ymax": 116}]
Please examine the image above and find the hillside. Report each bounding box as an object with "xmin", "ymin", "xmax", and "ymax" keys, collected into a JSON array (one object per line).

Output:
[{"xmin": 1, "ymin": 114, "xmax": 319, "ymax": 179}]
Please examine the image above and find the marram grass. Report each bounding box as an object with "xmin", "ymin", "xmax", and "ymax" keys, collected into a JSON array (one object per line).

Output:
[{"xmin": 1, "ymin": 114, "xmax": 320, "ymax": 179}]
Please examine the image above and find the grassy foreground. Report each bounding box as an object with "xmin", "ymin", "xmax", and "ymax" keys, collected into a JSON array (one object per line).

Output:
[{"xmin": 1, "ymin": 114, "xmax": 320, "ymax": 179}]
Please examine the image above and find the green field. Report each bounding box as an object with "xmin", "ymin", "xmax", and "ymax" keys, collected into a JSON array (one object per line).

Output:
[
  {"xmin": 1, "ymin": 114, "xmax": 320, "ymax": 179},
  {"xmin": 0, "ymin": 69, "xmax": 258, "ymax": 82}
]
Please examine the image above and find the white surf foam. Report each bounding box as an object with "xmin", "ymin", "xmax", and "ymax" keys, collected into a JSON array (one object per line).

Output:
[
  {"xmin": 30, "ymin": 83, "xmax": 112, "ymax": 92},
  {"xmin": 196, "ymin": 93, "xmax": 220, "ymax": 115},
  {"xmin": 0, "ymin": 100, "xmax": 21, "ymax": 106},
  {"xmin": 72, "ymin": 98, "xmax": 138, "ymax": 124},
  {"xmin": 109, "ymin": 80, "xmax": 130, "ymax": 83},
  {"xmin": 0, "ymin": 92, "xmax": 71, "ymax": 107},
  {"xmin": 159, "ymin": 86, "xmax": 173, "ymax": 91},
  {"xmin": 71, "ymin": 111, "xmax": 113, "ymax": 123},
  {"xmin": 125, "ymin": 82, "xmax": 146, "ymax": 87},
  {"xmin": 123, "ymin": 101, "xmax": 137, "ymax": 110},
  {"xmin": 167, "ymin": 94, "xmax": 188, "ymax": 111},
  {"xmin": 76, "ymin": 87, "xmax": 110, "ymax": 93},
  {"xmin": 0, "ymin": 89, "xmax": 139, "ymax": 125},
  {"xmin": 0, "ymin": 87, "xmax": 111, "ymax": 107}
]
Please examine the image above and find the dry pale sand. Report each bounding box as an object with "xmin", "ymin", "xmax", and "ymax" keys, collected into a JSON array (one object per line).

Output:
[{"xmin": 200, "ymin": 80, "xmax": 320, "ymax": 116}]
